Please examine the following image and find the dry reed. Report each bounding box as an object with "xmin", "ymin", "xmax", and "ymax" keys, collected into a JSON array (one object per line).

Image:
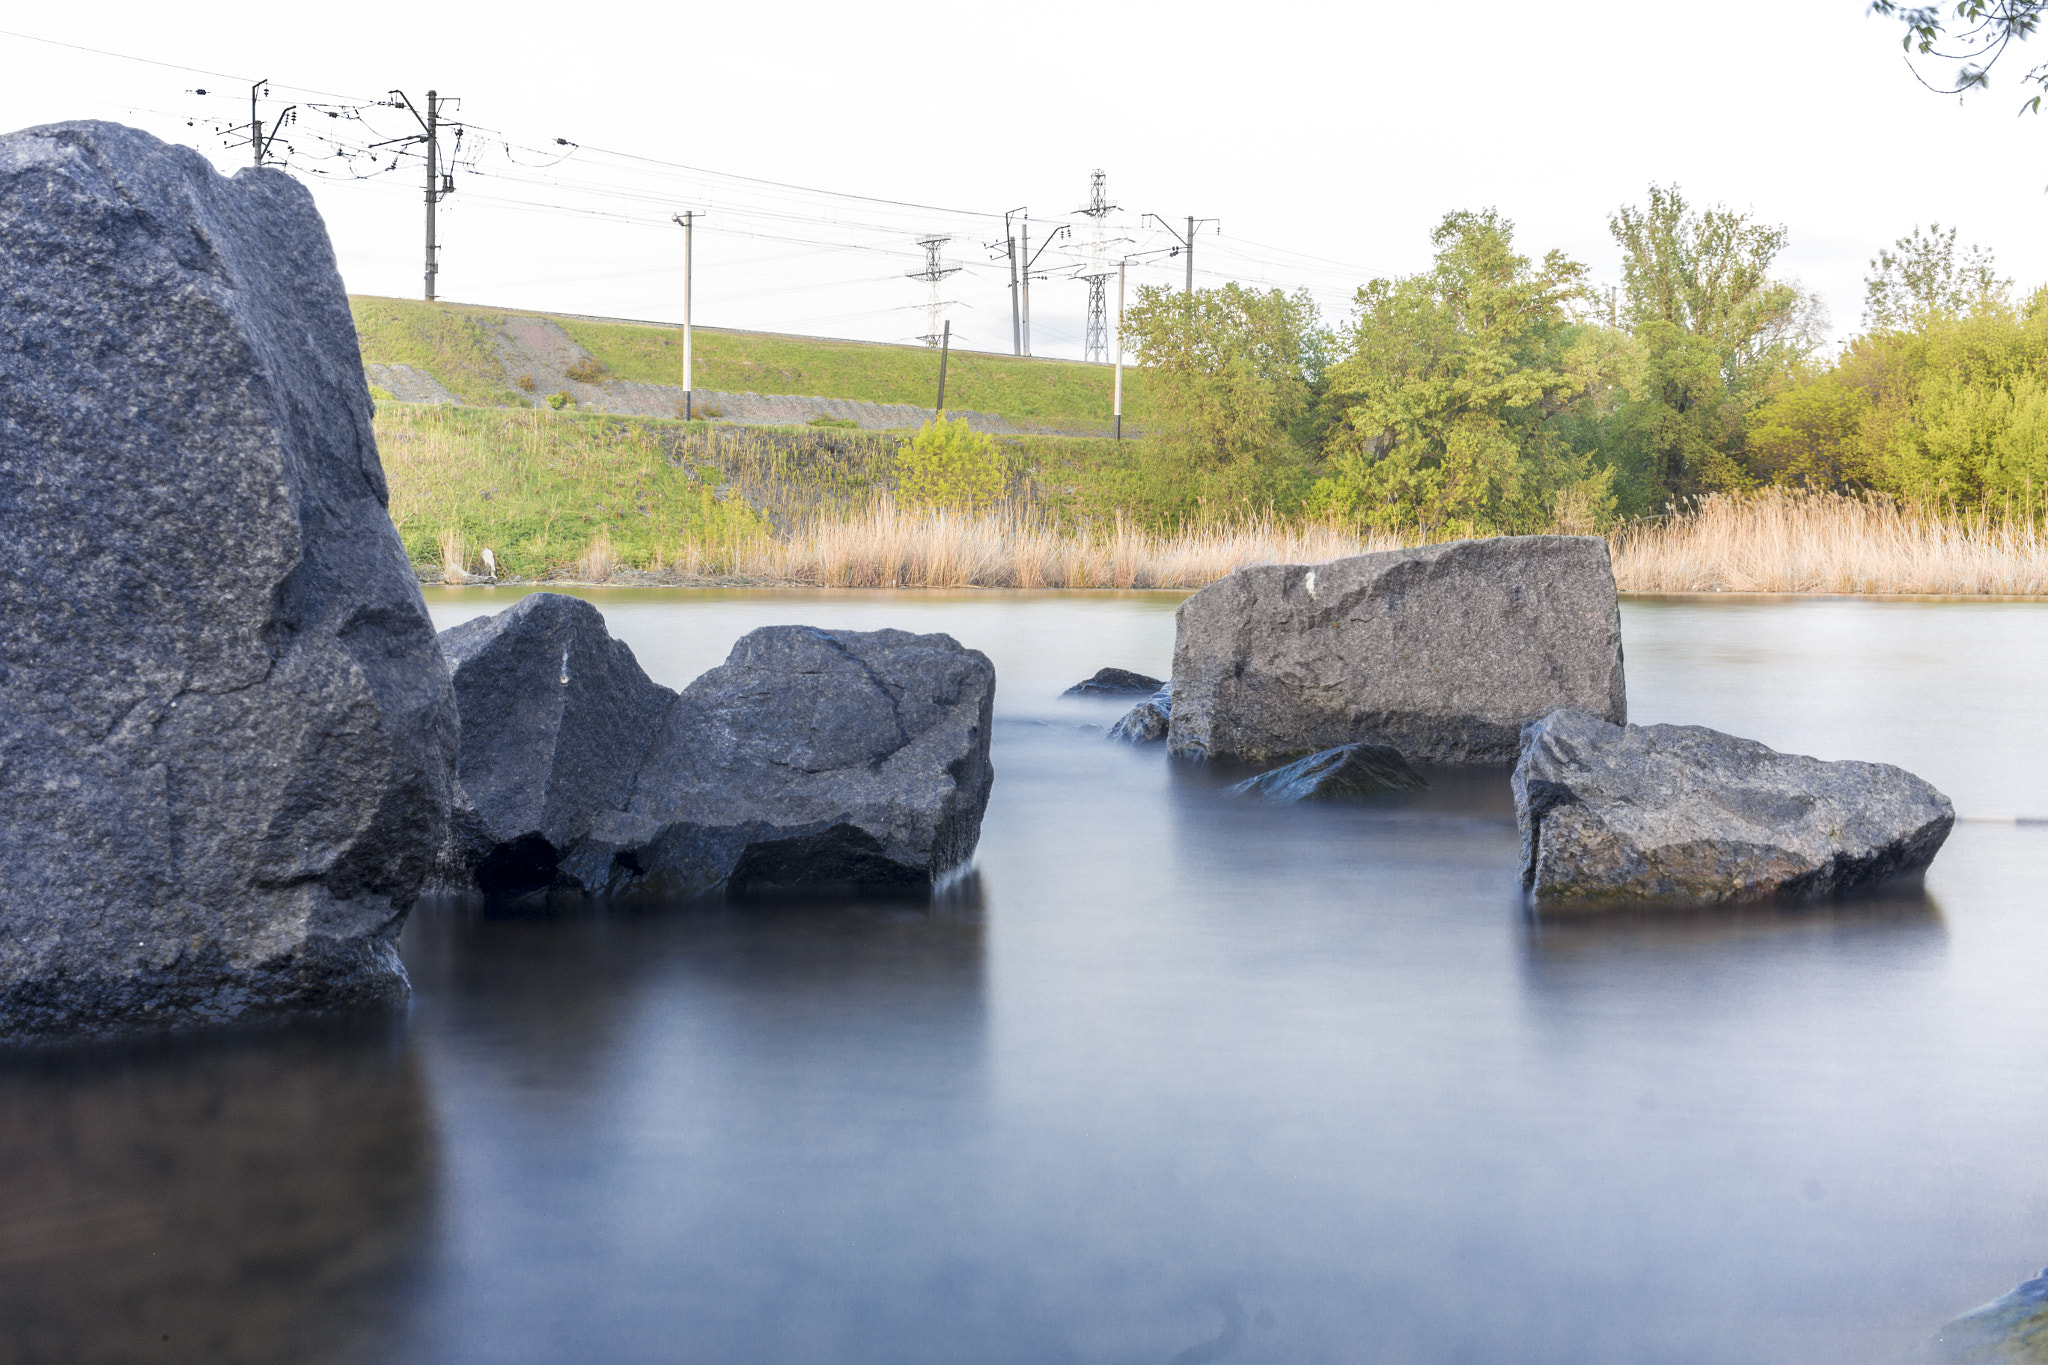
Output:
[
  {"xmin": 1611, "ymin": 490, "xmax": 2048, "ymax": 595},
  {"xmin": 437, "ymin": 527, "xmax": 468, "ymax": 584}
]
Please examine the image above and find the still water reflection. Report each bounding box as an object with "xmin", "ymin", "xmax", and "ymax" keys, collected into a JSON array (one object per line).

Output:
[{"xmin": 3, "ymin": 590, "xmax": 2044, "ymax": 1364}]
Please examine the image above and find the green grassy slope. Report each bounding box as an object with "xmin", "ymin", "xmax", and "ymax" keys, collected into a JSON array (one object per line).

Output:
[{"xmin": 349, "ymin": 296, "xmax": 1151, "ymax": 428}]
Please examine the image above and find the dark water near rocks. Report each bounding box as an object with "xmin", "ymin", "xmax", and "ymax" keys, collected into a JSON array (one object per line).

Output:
[{"xmin": 5, "ymin": 590, "xmax": 2046, "ymax": 1365}]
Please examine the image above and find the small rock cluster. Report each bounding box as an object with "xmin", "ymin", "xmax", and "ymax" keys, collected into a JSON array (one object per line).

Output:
[
  {"xmin": 1093, "ymin": 534, "xmax": 1952, "ymax": 907},
  {"xmin": 437, "ymin": 594, "xmax": 995, "ymax": 902}
]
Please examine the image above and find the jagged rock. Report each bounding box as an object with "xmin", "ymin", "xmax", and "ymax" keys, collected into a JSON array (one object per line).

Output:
[
  {"xmin": 1063, "ymin": 667, "xmax": 1164, "ymax": 697},
  {"xmin": 1168, "ymin": 537, "xmax": 1626, "ymax": 766},
  {"xmin": 1231, "ymin": 743, "xmax": 1428, "ymax": 802},
  {"xmin": 1512, "ymin": 709, "xmax": 1954, "ymax": 905},
  {"xmin": 1934, "ymin": 1265, "xmax": 2048, "ymax": 1363},
  {"xmin": 1109, "ymin": 684, "xmax": 1173, "ymax": 744},
  {"xmin": 436, "ymin": 611, "xmax": 996, "ymax": 901},
  {"xmin": 0, "ymin": 122, "xmax": 458, "ymax": 1041},
  {"xmin": 434, "ymin": 593, "xmax": 677, "ymax": 896},
  {"xmin": 561, "ymin": 626, "xmax": 995, "ymax": 899}
]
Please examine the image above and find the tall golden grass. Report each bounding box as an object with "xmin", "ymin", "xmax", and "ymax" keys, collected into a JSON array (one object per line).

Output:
[
  {"xmin": 542, "ymin": 488, "xmax": 2048, "ymax": 597},
  {"xmin": 649, "ymin": 501, "xmax": 1407, "ymax": 589},
  {"xmin": 1610, "ymin": 490, "xmax": 2048, "ymax": 595}
]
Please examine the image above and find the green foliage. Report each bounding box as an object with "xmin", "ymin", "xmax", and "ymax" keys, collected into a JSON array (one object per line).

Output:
[
  {"xmin": 1120, "ymin": 280, "xmax": 1324, "ymax": 513},
  {"xmin": 1601, "ymin": 184, "xmax": 1823, "ymax": 506},
  {"xmin": 546, "ymin": 391, "xmax": 572, "ymax": 410},
  {"xmin": 1308, "ymin": 210, "xmax": 1607, "ymax": 534},
  {"xmin": 894, "ymin": 416, "xmax": 1007, "ymax": 509},
  {"xmin": 367, "ymin": 384, "xmax": 397, "ymax": 402},
  {"xmin": 1864, "ymin": 224, "xmax": 2010, "ymax": 333},
  {"xmin": 807, "ymin": 414, "xmax": 860, "ymax": 429}
]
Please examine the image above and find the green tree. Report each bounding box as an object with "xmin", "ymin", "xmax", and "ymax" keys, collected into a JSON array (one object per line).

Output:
[
  {"xmin": 1872, "ymin": 2, "xmax": 2048, "ymax": 109},
  {"xmin": 1309, "ymin": 209, "xmax": 1615, "ymax": 534},
  {"xmin": 1864, "ymin": 224, "xmax": 2010, "ymax": 332},
  {"xmin": 1603, "ymin": 184, "xmax": 1823, "ymax": 504},
  {"xmin": 894, "ymin": 415, "xmax": 1006, "ymax": 509},
  {"xmin": 1119, "ymin": 281, "xmax": 1324, "ymax": 508}
]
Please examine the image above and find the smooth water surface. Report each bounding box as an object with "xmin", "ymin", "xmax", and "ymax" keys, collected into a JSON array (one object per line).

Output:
[{"xmin": 5, "ymin": 590, "xmax": 2046, "ymax": 1364}]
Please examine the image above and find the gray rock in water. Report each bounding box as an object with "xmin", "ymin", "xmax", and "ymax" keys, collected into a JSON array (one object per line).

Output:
[
  {"xmin": 561, "ymin": 626, "xmax": 995, "ymax": 900},
  {"xmin": 1231, "ymin": 743, "xmax": 1427, "ymax": 802},
  {"xmin": 435, "ymin": 593, "xmax": 678, "ymax": 896},
  {"xmin": 1063, "ymin": 667, "xmax": 1164, "ymax": 697},
  {"xmin": 1109, "ymin": 684, "xmax": 1173, "ymax": 744},
  {"xmin": 0, "ymin": 122, "xmax": 458, "ymax": 1041},
  {"xmin": 1168, "ymin": 537, "xmax": 1625, "ymax": 766},
  {"xmin": 1513, "ymin": 709, "xmax": 1953, "ymax": 905}
]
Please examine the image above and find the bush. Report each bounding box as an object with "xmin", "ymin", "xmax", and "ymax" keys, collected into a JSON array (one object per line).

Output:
[
  {"xmin": 808, "ymin": 414, "xmax": 859, "ymax": 429},
  {"xmin": 565, "ymin": 356, "xmax": 608, "ymax": 383},
  {"xmin": 516, "ymin": 373, "xmax": 536, "ymax": 392},
  {"xmin": 895, "ymin": 415, "xmax": 1005, "ymax": 509},
  {"xmin": 547, "ymin": 391, "xmax": 573, "ymax": 410}
]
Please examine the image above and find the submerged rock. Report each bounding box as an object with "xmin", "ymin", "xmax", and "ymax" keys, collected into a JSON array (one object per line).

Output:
[
  {"xmin": 0, "ymin": 122, "xmax": 458, "ymax": 1041},
  {"xmin": 1109, "ymin": 684, "xmax": 1173, "ymax": 744},
  {"xmin": 1063, "ymin": 667, "xmax": 1164, "ymax": 698},
  {"xmin": 1168, "ymin": 537, "xmax": 1626, "ymax": 766},
  {"xmin": 435, "ymin": 593, "xmax": 677, "ymax": 896},
  {"xmin": 1934, "ymin": 1265, "xmax": 2048, "ymax": 1363},
  {"xmin": 1512, "ymin": 709, "xmax": 1953, "ymax": 905},
  {"xmin": 438, "ymin": 612, "xmax": 996, "ymax": 901},
  {"xmin": 1231, "ymin": 743, "xmax": 1427, "ymax": 802}
]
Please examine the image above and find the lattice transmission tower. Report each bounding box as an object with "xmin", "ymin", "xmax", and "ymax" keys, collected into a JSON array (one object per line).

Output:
[
  {"xmin": 908, "ymin": 236, "xmax": 962, "ymax": 347},
  {"xmin": 1078, "ymin": 170, "xmax": 1119, "ymax": 363}
]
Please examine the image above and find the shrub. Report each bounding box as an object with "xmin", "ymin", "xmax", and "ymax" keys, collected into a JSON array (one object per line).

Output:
[
  {"xmin": 808, "ymin": 414, "xmax": 860, "ymax": 429},
  {"xmin": 368, "ymin": 384, "xmax": 397, "ymax": 402},
  {"xmin": 547, "ymin": 391, "xmax": 573, "ymax": 410},
  {"xmin": 565, "ymin": 356, "xmax": 608, "ymax": 383},
  {"xmin": 895, "ymin": 415, "xmax": 1005, "ymax": 510},
  {"xmin": 516, "ymin": 373, "xmax": 536, "ymax": 392}
]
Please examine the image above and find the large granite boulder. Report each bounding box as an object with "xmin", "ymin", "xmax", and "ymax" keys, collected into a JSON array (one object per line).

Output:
[
  {"xmin": 438, "ymin": 613, "xmax": 996, "ymax": 901},
  {"xmin": 1167, "ymin": 536, "xmax": 1626, "ymax": 765},
  {"xmin": 1108, "ymin": 683, "xmax": 1172, "ymax": 744},
  {"xmin": 1230, "ymin": 743, "xmax": 1427, "ymax": 802},
  {"xmin": 567, "ymin": 626, "xmax": 995, "ymax": 900},
  {"xmin": 435, "ymin": 593, "xmax": 677, "ymax": 895},
  {"xmin": 1064, "ymin": 667, "xmax": 1163, "ymax": 697},
  {"xmin": 0, "ymin": 122, "xmax": 458, "ymax": 1041},
  {"xmin": 1512, "ymin": 709, "xmax": 1953, "ymax": 905}
]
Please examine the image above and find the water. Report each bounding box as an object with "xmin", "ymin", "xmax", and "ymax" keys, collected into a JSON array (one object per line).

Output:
[{"xmin": 5, "ymin": 590, "xmax": 2046, "ymax": 1364}]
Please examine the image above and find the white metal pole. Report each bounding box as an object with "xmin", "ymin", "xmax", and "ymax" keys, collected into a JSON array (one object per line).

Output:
[
  {"xmin": 683, "ymin": 211, "xmax": 694, "ymax": 420},
  {"xmin": 1113, "ymin": 260, "xmax": 1125, "ymax": 441}
]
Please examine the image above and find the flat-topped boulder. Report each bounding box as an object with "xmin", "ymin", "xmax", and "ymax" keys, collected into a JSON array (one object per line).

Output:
[
  {"xmin": 562, "ymin": 626, "xmax": 995, "ymax": 900},
  {"xmin": 1064, "ymin": 667, "xmax": 1163, "ymax": 697},
  {"xmin": 0, "ymin": 122, "xmax": 458, "ymax": 1041},
  {"xmin": 1513, "ymin": 709, "xmax": 1953, "ymax": 905},
  {"xmin": 435, "ymin": 593, "xmax": 677, "ymax": 895},
  {"xmin": 1168, "ymin": 536, "xmax": 1626, "ymax": 766},
  {"xmin": 1231, "ymin": 743, "xmax": 1427, "ymax": 802}
]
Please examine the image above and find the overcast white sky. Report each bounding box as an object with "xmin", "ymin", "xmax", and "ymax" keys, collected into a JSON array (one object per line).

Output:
[{"xmin": 4, "ymin": 1, "xmax": 2046, "ymax": 361}]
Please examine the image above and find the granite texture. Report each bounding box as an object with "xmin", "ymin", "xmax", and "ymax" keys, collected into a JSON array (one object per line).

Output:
[
  {"xmin": 438, "ymin": 614, "xmax": 996, "ymax": 900},
  {"xmin": 1167, "ymin": 536, "xmax": 1626, "ymax": 766},
  {"xmin": 434, "ymin": 593, "xmax": 677, "ymax": 895},
  {"xmin": 1063, "ymin": 667, "xmax": 1164, "ymax": 698},
  {"xmin": 1512, "ymin": 709, "xmax": 1954, "ymax": 905},
  {"xmin": 0, "ymin": 121, "xmax": 457, "ymax": 1041},
  {"xmin": 1108, "ymin": 684, "xmax": 1173, "ymax": 744},
  {"xmin": 1230, "ymin": 743, "xmax": 1427, "ymax": 802}
]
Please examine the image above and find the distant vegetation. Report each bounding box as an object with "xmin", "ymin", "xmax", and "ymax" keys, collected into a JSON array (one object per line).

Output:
[{"xmin": 350, "ymin": 296, "xmax": 1154, "ymax": 431}]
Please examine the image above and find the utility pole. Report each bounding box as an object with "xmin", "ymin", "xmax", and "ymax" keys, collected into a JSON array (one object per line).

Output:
[
  {"xmin": 1016, "ymin": 221, "xmax": 1071, "ymax": 359},
  {"xmin": 250, "ymin": 79, "xmax": 265, "ymax": 166},
  {"xmin": 423, "ymin": 91, "xmax": 439, "ymax": 301},
  {"xmin": 381, "ymin": 89, "xmax": 460, "ymax": 302},
  {"xmin": 1003, "ymin": 208, "xmax": 1026, "ymax": 357},
  {"xmin": 936, "ymin": 320, "xmax": 952, "ymax": 413},
  {"xmin": 232, "ymin": 79, "xmax": 295, "ymax": 168},
  {"xmin": 672, "ymin": 210, "xmax": 704, "ymax": 419},
  {"xmin": 1113, "ymin": 259, "xmax": 1125, "ymax": 441},
  {"xmin": 1144, "ymin": 213, "xmax": 1219, "ymax": 297}
]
